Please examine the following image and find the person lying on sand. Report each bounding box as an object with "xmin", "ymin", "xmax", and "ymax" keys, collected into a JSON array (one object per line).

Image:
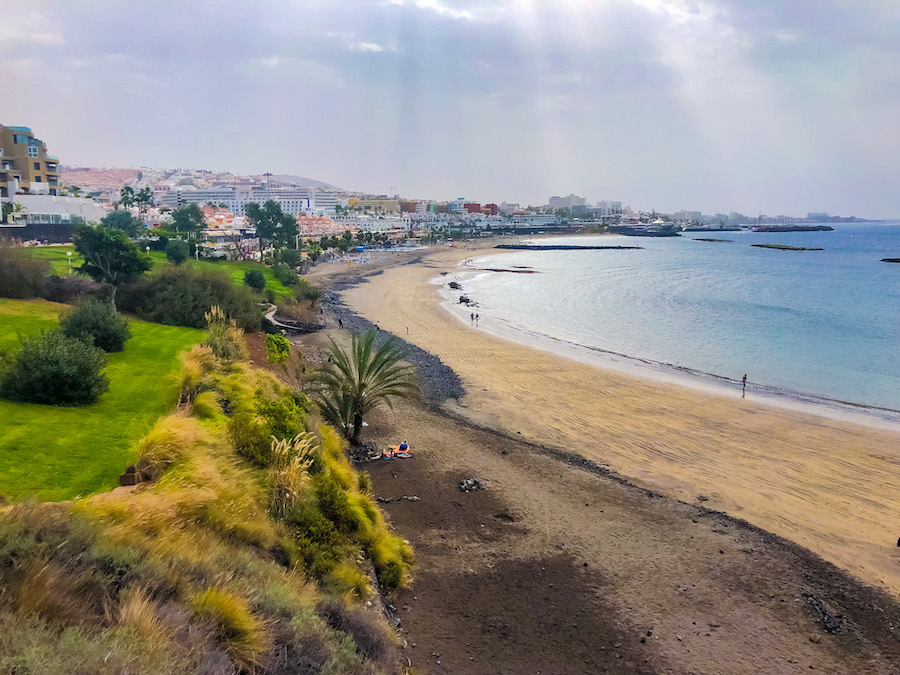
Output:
[{"xmin": 383, "ymin": 441, "xmax": 412, "ymax": 459}]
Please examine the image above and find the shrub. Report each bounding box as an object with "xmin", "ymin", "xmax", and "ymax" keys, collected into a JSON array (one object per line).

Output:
[
  {"xmin": 0, "ymin": 240, "xmax": 48, "ymax": 298},
  {"xmin": 280, "ymin": 248, "xmax": 302, "ymax": 268},
  {"xmin": 0, "ymin": 330, "xmax": 108, "ymax": 405},
  {"xmin": 228, "ymin": 392, "xmax": 307, "ymax": 467},
  {"xmin": 59, "ymin": 297, "xmax": 131, "ymax": 352},
  {"xmin": 269, "ymin": 434, "xmax": 315, "ymax": 521},
  {"xmin": 191, "ymin": 587, "xmax": 268, "ymax": 670},
  {"xmin": 204, "ymin": 305, "xmax": 248, "ymax": 362},
  {"xmin": 264, "ymin": 288, "xmax": 276, "ymax": 304},
  {"xmin": 42, "ymin": 275, "xmax": 101, "ymax": 304},
  {"xmin": 135, "ymin": 413, "xmax": 203, "ymax": 481},
  {"xmin": 264, "ymin": 333, "xmax": 291, "ymax": 364},
  {"xmin": 243, "ymin": 269, "xmax": 266, "ymax": 291},
  {"xmin": 165, "ymin": 239, "xmax": 190, "ymax": 265},
  {"xmin": 119, "ymin": 264, "xmax": 261, "ymax": 331},
  {"xmin": 271, "ymin": 263, "xmax": 298, "ymax": 287},
  {"xmin": 302, "ymin": 284, "xmax": 324, "ymax": 307}
]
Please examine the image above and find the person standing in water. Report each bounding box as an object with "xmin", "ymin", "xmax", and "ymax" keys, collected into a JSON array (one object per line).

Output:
[
  {"xmin": 742, "ymin": 374, "xmax": 748, "ymax": 398},
  {"xmin": 475, "ymin": 313, "xmax": 480, "ymax": 327},
  {"xmin": 470, "ymin": 312, "xmax": 474, "ymax": 325}
]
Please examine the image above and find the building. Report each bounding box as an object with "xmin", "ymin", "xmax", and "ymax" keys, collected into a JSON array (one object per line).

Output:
[
  {"xmin": 0, "ymin": 124, "xmax": 61, "ymax": 201},
  {"xmin": 0, "ymin": 194, "xmax": 108, "ymax": 243},
  {"xmin": 348, "ymin": 198, "xmax": 400, "ymax": 213},
  {"xmin": 549, "ymin": 194, "xmax": 586, "ymax": 210},
  {"xmin": 152, "ymin": 185, "xmax": 339, "ymax": 217},
  {"xmin": 675, "ymin": 210, "xmax": 702, "ymax": 222}
]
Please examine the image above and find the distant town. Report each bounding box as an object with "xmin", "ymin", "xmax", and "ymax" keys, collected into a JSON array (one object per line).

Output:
[{"xmin": 0, "ymin": 123, "xmax": 879, "ymax": 253}]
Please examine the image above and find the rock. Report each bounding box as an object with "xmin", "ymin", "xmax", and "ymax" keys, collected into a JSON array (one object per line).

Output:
[
  {"xmin": 809, "ymin": 634, "xmax": 821, "ymax": 643},
  {"xmin": 459, "ymin": 478, "xmax": 485, "ymax": 492},
  {"xmin": 448, "ymin": 281, "xmax": 462, "ymax": 289}
]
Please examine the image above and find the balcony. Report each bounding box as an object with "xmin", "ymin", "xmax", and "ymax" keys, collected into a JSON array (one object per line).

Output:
[{"xmin": 45, "ymin": 165, "xmax": 59, "ymax": 175}]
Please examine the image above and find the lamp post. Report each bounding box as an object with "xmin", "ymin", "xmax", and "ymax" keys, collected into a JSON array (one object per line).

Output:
[{"xmin": 66, "ymin": 250, "xmax": 72, "ymax": 276}]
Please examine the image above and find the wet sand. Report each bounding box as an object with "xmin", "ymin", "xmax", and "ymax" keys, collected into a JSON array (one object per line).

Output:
[{"xmin": 342, "ymin": 244, "xmax": 900, "ymax": 596}]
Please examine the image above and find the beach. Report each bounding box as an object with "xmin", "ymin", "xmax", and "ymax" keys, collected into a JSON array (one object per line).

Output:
[{"xmin": 341, "ymin": 243, "xmax": 900, "ymax": 596}]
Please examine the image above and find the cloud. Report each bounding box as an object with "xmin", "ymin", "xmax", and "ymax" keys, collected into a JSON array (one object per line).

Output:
[
  {"xmin": 349, "ymin": 42, "xmax": 385, "ymax": 53},
  {"xmin": 0, "ymin": 0, "xmax": 896, "ymax": 216},
  {"xmin": 385, "ymin": 0, "xmax": 505, "ymax": 22}
]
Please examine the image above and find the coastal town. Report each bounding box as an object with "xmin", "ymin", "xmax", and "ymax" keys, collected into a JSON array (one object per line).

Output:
[{"xmin": 1, "ymin": 124, "xmax": 869, "ymax": 251}]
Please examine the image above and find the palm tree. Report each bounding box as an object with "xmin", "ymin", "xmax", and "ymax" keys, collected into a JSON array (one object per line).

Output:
[
  {"xmin": 3, "ymin": 202, "xmax": 26, "ymax": 224},
  {"xmin": 315, "ymin": 331, "xmax": 418, "ymax": 445}
]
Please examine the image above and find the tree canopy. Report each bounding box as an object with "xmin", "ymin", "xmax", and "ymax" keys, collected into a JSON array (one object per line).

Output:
[
  {"xmin": 246, "ymin": 200, "xmax": 297, "ymax": 250},
  {"xmin": 100, "ymin": 209, "xmax": 141, "ymax": 237},
  {"xmin": 72, "ymin": 224, "xmax": 152, "ymax": 306},
  {"xmin": 170, "ymin": 203, "xmax": 205, "ymax": 234}
]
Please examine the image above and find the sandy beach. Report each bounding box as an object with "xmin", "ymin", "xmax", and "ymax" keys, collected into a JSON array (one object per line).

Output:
[{"xmin": 342, "ymin": 243, "xmax": 900, "ymax": 596}]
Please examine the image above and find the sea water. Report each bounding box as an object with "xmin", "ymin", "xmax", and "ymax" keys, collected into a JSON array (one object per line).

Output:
[{"xmin": 461, "ymin": 223, "xmax": 900, "ymax": 411}]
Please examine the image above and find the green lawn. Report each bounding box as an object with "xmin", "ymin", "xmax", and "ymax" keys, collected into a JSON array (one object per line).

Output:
[
  {"xmin": 29, "ymin": 246, "xmax": 294, "ymax": 299},
  {"xmin": 0, "ymin": 299, "xmax": 203, "ymax": 501}
]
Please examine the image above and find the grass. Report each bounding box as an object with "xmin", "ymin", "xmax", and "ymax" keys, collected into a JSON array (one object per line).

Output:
[
  {"xmin": 27, "ymin": 246, "xmax": 294, "ymax": 299},
  {"xmin": 0, "ymin": 335, "xmax": 404, "ymax": 673},
  {"xmin": 0, "ymin": 298, "xmax": 203, "ymax": 501}
]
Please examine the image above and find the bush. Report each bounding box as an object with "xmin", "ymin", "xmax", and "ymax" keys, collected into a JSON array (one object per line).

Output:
[
  {"xmin": 264, "ymin": 334, "xmax": 291, "ymax": 364},
  {"xmin": 243, "ymin": 269, "xmax": 266, "ymax": 291},
  {"xmin": 59, "ymin": 297, "xmax": 131, "ymax": 353},
  {"xmin": 0, "ymin": 330, "xmax": 108, "ymax": 405},
  {"xmin": 264, "ymin": 288, "xmax": 276, "ymax": 305},
  {"xmin": 191, "ymin": 587, "xmax": 268, "ymax": 670},
  {"xmin": 280, "ymin": 249, "xmax": 302, "ymax": 268},
  {"xmin": 41, "ymin": 275, "xmax": 101, "ymax": 304},
  {"xmin": 118, "ymin": 265, "xmax": 261, "ymax": 331},
  {"xmin": 165, "ymin": 239, "xmax": 189, "ymax": 265},
  {"xmin": 0, "ymin": 241, "xmax": 49, "ymax": 299},
  {"xmin": 204, "ymin": 306, "xmax": 248, "ymax": 362},
  {"xmin": 271, "ymin": 263, "xmax": 298, "ymax": 287}
]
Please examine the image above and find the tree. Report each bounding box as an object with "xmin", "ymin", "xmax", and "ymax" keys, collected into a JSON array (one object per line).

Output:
[
  {"xmin": 246, "ymin": 200, "xmax": 297, "ymax": 252},
  {"xmin": 2, "ymin": 202, "xmax": 25, "ymax": 224},
  {"xmin": 118, "ymin": 185, "xmax": 135, "ymax": 210},
  {"xmin": 100, "ymin": 209, "xmax": 140, "ymax": 237},
  {"xmin": 135, "ymin": 186, "xmax": 153, "ymax": 225},
  {"xmin": 72, "ymin": 224, "xmax": 152, "ymax": 306},
  {"xmin": 314, "ymin": 331, "xmax": 418, "ymax": 445},
  {"xmin": 165, "ymin": 239, "xmax": 190, "ymax": 265},
  {"xmin": 171, "ymin": 203, "xmax": 204, "ymax": 234}
]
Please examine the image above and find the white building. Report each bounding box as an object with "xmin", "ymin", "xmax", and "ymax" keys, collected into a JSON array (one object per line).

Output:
[{"xmin": 549, "ymin": 194, "xmax": 586, "ymax": 210}]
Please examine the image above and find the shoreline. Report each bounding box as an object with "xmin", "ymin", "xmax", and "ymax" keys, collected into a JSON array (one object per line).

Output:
[
  {"xmin": 439, "ymin": 261, "xmax": 900, "ymax": 432},
  {"xmin": 338, "ymin": 242, "xmax": 900, "ymax": 597}
]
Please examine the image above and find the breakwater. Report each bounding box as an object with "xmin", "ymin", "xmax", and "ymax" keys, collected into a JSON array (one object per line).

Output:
[{"xmin": 495, "ymin": 244, "xmax": 642, "ymax": 251}]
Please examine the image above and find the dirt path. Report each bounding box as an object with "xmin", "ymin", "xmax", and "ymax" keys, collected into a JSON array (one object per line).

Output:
[{"xmin": 357, "ymin": 399, "xmax": 900, "ymax": 674}]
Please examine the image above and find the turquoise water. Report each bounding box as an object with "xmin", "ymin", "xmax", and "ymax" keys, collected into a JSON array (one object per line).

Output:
[{"xmin": 465, "ymin": 223, "xmax": 900, "ymax": 410}]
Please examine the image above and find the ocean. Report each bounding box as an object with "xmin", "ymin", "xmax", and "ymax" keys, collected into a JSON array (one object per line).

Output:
[{"xmin": 457, "ymin": 223, "xmax": 900, "ymax": 412}]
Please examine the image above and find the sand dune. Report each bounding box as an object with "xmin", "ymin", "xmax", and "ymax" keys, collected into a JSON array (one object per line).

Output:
[{"xmin": 342, "ymin": 245, "xmax": 900, "ymax": 595}]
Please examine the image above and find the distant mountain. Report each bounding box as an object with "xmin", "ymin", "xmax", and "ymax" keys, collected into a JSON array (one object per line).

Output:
[{"xmin": 267, "ymin": 174, "xmax": 344, "ymax": 192}]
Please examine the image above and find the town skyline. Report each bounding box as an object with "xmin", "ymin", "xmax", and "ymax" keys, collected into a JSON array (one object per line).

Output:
[{"xmin": 3, "ymin": 1, "xmax": 899, "ymax": 218}]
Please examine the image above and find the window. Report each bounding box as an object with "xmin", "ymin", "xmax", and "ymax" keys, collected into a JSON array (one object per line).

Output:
[
  {"xmin": 28, "ymin": 145, "xmax": 38, "ymax": 158},
  {"xmin": 34, "ymin": 162, "xmax": 40, "ymax": 170},
  {"xmin": 35, "ymin": 176, "xmax": 42, "ymax": 182}
]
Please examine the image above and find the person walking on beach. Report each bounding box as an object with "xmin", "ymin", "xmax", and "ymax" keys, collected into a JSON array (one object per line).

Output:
[
  {"xmin": 475, "ymin": 313, "xmax": 480, "ymax": 327},
  {"xmin": 338, "ymin": 317, "xmax": 344, "ymax": 330},
  {"xmin": 470, "ymin": 312, "xmax": 474, "ymax": 326},
  {"xmin": 742, "ymin": 374, "xmax": 748, "ymax": 398}
]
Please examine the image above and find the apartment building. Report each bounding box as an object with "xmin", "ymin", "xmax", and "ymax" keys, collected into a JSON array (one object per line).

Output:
[
  {"xmin": 0, "ymin": 124, "xmax": 61, "ymax": 200},
  {"xmin": 155, "ymin": 185, "xmax": 338, "ymax": 217}
]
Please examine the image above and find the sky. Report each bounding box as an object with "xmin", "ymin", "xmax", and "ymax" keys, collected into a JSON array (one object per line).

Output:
[{"xmin": 2, "ymin": 0, "xmax": 898, "ymax": 217}]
